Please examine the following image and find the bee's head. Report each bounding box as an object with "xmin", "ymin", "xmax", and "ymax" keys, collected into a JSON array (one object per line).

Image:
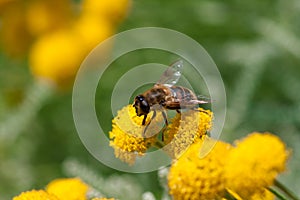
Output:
[{"xmin": 133, "ymin": 95, "xmax": 150, "ymax": 116}]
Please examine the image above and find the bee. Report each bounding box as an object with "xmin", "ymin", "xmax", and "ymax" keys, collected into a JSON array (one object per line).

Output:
[{"xmin": 133, "ymin": 60, "xmax": 210, "ymax": 138}]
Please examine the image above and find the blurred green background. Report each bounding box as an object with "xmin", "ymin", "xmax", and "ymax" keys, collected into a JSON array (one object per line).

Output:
[{"xmin": 1, "ymin": 0, "xmax": 300, "ymax": 199}]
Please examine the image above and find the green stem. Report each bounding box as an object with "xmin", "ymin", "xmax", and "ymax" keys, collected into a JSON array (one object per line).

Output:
[
  {"xmin": 274, "ymin": 179, "xmax": 300, "ymax": 200},
  {"xmin": 224, "ymin": 189, "xmax": 238, "ymax": 200},
  {"xmin": 0, "ymin": 80, "xmax": 54, "ymax": 143},
  {"xmin": 267, "ymin": 187, "xmax": 287, "ymax": 200}
]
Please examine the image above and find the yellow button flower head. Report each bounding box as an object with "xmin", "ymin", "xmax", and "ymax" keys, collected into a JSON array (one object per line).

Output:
[
  {"xmin": 25, "ymin": 0, "xmax": 72, "ymax": 37},
  {"xmin": 82, "ymin": 0, "xmax": 131, "ymax": 23},
  {"xmin": 29, "ymin": 30, "xmax": 86, "ymax": 87},
  {"xmin": 163, "ymin": 108, "xmax": 213, "ymax": 158},
  {"xmin": 109, "ymin": 105, "xmax": 160, "ymax": 165},
  {"xmin": 0, "ymin": 2, "xmax": 32, "ymax": 57},
  {"xmin": 224, "ymin": 132, "xmax": 289, "ymax": 198},
  {"xmin": 73, "ymin": 13, "xmax": 113, "ymax": 53},
  {"xmin": 168, "ymin": 137, "xmax": 232, "ymax": 200},
  {"xmin": 46, "ymin": 177, "xmax": 89, "ymax": 200},
  {"xmin": 13, "ymin": 190, "xmax": 59, "ymax": 200}
]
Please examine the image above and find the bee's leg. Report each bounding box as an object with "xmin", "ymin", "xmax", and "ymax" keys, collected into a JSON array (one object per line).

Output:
[
  {"xmin": 143, "ymin": 111, "xmax": 157, "ymax": 138},
  {"xmin": 142, "ymin": 114, "xmax": 148, "ymax": 125},
  {"xmin": 192, "ymin": 107, "xmax": 210, "ymax": 115},
  {"xmin": 176, "ymin": 109, "xmax": 181, "ymax": 113},
  {"xmin": 161, "ymin": 110, "xmax": 168, "ymax": 141}
]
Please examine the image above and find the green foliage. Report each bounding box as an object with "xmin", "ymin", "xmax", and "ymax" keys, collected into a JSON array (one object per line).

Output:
[{"xmin": 1, "ymin": 0, "xmax": 300, "ymax": 199}]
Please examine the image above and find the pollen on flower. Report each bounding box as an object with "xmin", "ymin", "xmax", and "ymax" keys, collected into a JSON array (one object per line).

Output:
[
  {"xmin": 13, "ymin": 190, "xmax": 59, "ymax": 200},
  {"xmin": 224, "ymin": 132, "xmax": 289, "ymax": 198},
  {"xmin": 109, "ymin": 105, "xmax": 160, "ymax": 165},
  {"xmin": 163, "ymin": 108, "xmax": 213, "ymax": 158},
  {"xmin": 168, "ymin": 137, "xmax": 232, "ymax": 200},
  {"xmin": 46, "ymin": 177, "xmax": 89, "ymax": 200}
]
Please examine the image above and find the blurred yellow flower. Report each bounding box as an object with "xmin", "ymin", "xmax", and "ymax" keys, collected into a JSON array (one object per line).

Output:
[
  {"xmin": 46, "ymin": 177, "xmax": 89, "ymax": 200},
  {"xmin": 25, "ymin": 0, "xmax": 72, "ymax": 37},
  {"xmin": 224, "ymin": 132, "xmax": 289, "ymax": 198},
  {"xmin": 0, "ymin": 2, "xmax": 32, "ymax": 57},
  {"xmin": 73, "ymin": 13, "xmax": 114, "ymax": 52},
  {"xmin": 1, "ymin": 0, "xmax": 131, "ymax": 87},
  {"xmin": 13, "ymin": 190, "xmax": 59, "ymax": 200},
  {"xmin": 82, "ymin": 0, "xmax": 131, "ymax": 23},
  {"xmin": 109, "ymin": 105, "xmax": 158, "ymax": 165},
  {"xmin": 29, "ymin": 30, "xmax": 85, "ymax": 86},
  {"xmin": 163, "ymin": 108, "xmax": 213, "ymax": 158},
  {"xmin": 168, "ymin": 137, "xmax": 232, "ymax": 200}
]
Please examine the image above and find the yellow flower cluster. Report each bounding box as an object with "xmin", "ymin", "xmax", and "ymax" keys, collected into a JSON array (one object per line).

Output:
[
  {"xmin": 168, "ymin": 137, "xmax": 231, "ymax": 200},
  {"xmin": 109, "ymin": 105, "xmax": 213, "ymax": 164},
  {"xmin": 168, "ymin": 132, "xmax": 289, "ymax": 200},
  {"xmin": 13, "ymin": 190, "xmax": 59, "ymax": 200},
  {"xmin": 0, "ymin": 0, "xmax": 131, "ymax": 87},
  {"xmin": 224, "ymin": 132, "xmax": 289, "ymax": 198},
  {"xmin": 163, "ymin": 108, "xmax": 213, "ymax": 158},
  {"xmin": 46, "ymin": 178, "xmax": 89, "ymax": 200},
  {"xmin": 13, "ymin": 177, "xmax": 115, "ymax": 200},
  {"xmin": 109, "ymin": 105, "xmax": 159, "ymax": 165}
]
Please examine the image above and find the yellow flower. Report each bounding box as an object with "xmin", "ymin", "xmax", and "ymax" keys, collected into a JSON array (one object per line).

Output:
[
  {"xmin": 224, "ymin": 132, "xmax": 289, "ymax": 198},
  {"xmin": 73, "ymin": 13, "xmax": 113, "ymax": 52},
  {"xmin": 25, "ymin": 0, "xmax": 72, "ymax": 36},
  {"xmin": 29, "ymin": 30, "xmax": 86, "ymax": 86},
  {"xmin": 168, "ymin": 137, "xmax": 232, "ymax": 200},
  {"xmin": 46, "ymin": 177, "xmax": 89, "ymax": 200},
  {"xmin": 109, "ymin": 105, "xmax": 159, "ymax": 164},
  {"xmin": 82, "ymin": 0, "xmax": 131, "ymax": 23},
  {"xmin": 163, "ymin": 108, "xmax": 213, "ymax": 158},
  {"xmin": 0, "ymin": 2, "xmax": 32, "ymax": 57},
  {"xmin": 13, "ymin": 190, "xmax": 59, "ymax": 200}
]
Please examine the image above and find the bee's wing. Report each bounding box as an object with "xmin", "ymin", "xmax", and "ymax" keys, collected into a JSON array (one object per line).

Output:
[
  {"xmin": 194, "ymin": 94, "xmax": 213, "ymax": 104},
  {"xmin": 163, "ymin": 94, "xmax": 211, "ymax": 110},
  {"xmin": 155, "ymin": 60, "xmax": 183, "ymax": 87}
]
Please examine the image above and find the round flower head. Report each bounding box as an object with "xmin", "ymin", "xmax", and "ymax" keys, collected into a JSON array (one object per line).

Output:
[
  {"xmin": 29, "ymin": 30, "xmax": 86, "ymax": 87},
  {"xmin": 109, "ymin": 105, "xmax": 161, "ymax": 164},
  {"xmin": 224, "ymin": 132, "xmax": 289, "ymax": 198},
  {"xmin": 168, "ymin": 136, "xmax": 232, "ymax": 200},
  {"xmin": 46, "ymin": 177, "xmax": 89, "ymax": 200},
  {"xmin": 13, "ymin": 190, "xmax": 59, "ymax": 200},
  {"xmin": 25, "ymin": 0, "xmax": 72, "ymax": 36},
  {"xmin": 163, "ymin": 108, "xmax": 213, "ymax": 158},
  {"xmin": 82, "ymin": 0, "xmax": 131, "ymax": 23}
]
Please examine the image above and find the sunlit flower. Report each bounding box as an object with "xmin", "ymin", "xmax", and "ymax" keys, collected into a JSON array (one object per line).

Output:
[
  {"xmin": 0, "ymin": 2, "xmax": 32, "ymax": 57},
  {"xmin": 25, "ymin": 0, "xmax": 72, "ymax": 36},
  {"xmin": 46, "ymin": 177, "xmax": 89, "ymax": 200},
  {"xmin": 168, "ymin": 137, "xmax": 232, "ymax": 200},
  {"xmin": 109, "ymin": 105, "xmax": 159, "ymax": 164},
  {"xmin": 73, "ymin": 13, "xmax": 113, "ymax": 52},
  {"xmin": 13, "ymin": 190, "xmax": 59, "ymax": 200},
  {"xmin": 163, "ymin": 108, "xmax": 213, "ymax": 158},
  {"xmin": 82, "ymin": 0, "xmax": 131, "ymax": 23},
  {"xmin": 224, "ymin": 132, "xmax": 289, "ymax": 198},
  {"xmin": 29, "ymin": 30, "xmax": 86, "ymax": 86}
]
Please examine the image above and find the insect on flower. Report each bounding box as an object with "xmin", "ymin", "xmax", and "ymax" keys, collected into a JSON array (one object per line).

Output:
[{"xmin": 133, "ymin": 60, "xmax": 211, "ymax": 140}]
